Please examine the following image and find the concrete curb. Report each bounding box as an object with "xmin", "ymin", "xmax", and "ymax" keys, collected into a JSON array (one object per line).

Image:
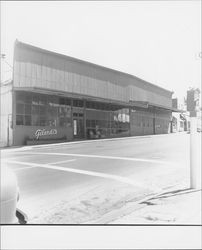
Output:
[
  {"xmin": 84, "ymin": 186, "xmax": 200, "ymax": 224},
  {"xmin": 1, "ymin": 132, "xmax": 187, "ymax": 152}
]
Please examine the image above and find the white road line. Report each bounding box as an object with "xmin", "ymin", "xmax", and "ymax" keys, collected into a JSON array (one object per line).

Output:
[
  {"xmin": 4, "ymin": 160, "xmax": 160, "ymax": 191},
  {"xmin": 48, "ymin": 159, "xmax": 76, "ymax": 165},
  {"xmin": 14, "ymin": 166, "xmax": 37, "ymax": 171},
  {"xmin": 3, "ymin": 159, "xmax": 76, "ymax": 171},
  {"xmin": 23, "ymin": 152, "xmax": 174, "ymax": 165}
]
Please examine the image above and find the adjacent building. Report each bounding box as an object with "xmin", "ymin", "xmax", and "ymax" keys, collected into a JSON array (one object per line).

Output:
[{"xmin": 1, "ymin": 40, "xmax": 177, "ymax": 146}]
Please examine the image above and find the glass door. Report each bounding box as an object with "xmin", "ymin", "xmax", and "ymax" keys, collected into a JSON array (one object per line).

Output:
[
  {"xmin": 73, "ymin": 118, "xmax": 84, "ymax": 138},
  {"xmin": 73, "ymin": 111, "xmax": 84, "ymax": 139}
]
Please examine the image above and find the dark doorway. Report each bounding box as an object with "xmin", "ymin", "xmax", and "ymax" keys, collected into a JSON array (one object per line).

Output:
[{"xmin": 153, "ymin": 117, "xmax": 156, "ymax": 134}]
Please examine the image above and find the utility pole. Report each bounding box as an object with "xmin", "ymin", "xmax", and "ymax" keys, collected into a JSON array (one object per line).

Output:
[
  {"xmin": 0, "ymin": 54, "xmax": 13, "ymax": 84},
  {"xmin": 187, "ymin": 88, "xmax": 201, "ymax": 189}
]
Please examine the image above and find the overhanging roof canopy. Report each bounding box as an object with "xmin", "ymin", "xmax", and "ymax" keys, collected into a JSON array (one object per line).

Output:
[{"xmin": 129, "ymin": 100, "xmax": 183, "ymax": 112}]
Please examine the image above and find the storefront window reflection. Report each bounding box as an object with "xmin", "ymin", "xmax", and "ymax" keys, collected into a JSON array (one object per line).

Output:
[
  {"xmin": 15, "ymin": 92, "xmax": 130, "ymax": 135},
  {"xmin": 86, "ymin": 103, "xmax": 130, "ymax": 138},
  {"xmin": 15, "ymin": 91, "xmax": 72, "ymax": 127}
]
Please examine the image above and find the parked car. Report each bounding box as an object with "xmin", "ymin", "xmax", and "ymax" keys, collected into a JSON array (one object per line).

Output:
[{"xmin": 1, "ymin": 165, "xmax": 27, "ymax": 224}]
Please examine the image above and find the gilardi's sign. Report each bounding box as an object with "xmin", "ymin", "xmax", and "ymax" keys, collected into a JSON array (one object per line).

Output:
[{"xmin": 35, "ymin": 129, "xmax": 57, "ymax": 140}]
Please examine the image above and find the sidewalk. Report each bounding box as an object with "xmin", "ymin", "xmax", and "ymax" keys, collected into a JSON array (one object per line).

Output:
[
  {"xmin": 0, "ymin": 132, "xmax": 187, "ymax": 152},
  {"xmin": 111, "ymin": 188, "xmax": 201, "ymax": 224}
]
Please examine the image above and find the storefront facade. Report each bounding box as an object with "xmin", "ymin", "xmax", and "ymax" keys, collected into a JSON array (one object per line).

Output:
[
  {"xmin": 13, "ymin": 90, "xmax": 132, "ymax": 145},
  {"xmin": 1, "ymin": 41, "xmax": 174, "ymax": 146}
]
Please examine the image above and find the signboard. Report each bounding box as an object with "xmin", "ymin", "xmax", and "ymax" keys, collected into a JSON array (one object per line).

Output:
[{"xmin": 35, "ymin": 129, "xmax": 57, "ymax": 140}]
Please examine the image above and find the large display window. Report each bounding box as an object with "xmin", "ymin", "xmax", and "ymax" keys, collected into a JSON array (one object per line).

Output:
[
  {"xmin": 15, "ymin": 92, "xmax": 131, "ymax": 138},
  {"xmin": 85, "ymin": 103, "xmax": 130, "ymax": 138},
  {"xmin": 15, "ymin": 91, "xmax": 72, "ymax": 127}
]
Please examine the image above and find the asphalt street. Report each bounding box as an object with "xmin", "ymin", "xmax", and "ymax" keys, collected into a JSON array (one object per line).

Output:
[{"xmin": 1, "ymin": 132, "xmax": 191, "ymax": 224}]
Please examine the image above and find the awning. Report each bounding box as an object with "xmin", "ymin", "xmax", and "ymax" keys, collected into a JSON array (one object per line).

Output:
[
  {"xmin": 14, "ymin": 86, "xmax": 184, "ymax": 112},
  {"xmin": 129, "ymin": 100, "xmax": 149, "ymax": 108},
  {"xmin": 129, "ymin": 100, "xmax": 183, "ymax": 112}
]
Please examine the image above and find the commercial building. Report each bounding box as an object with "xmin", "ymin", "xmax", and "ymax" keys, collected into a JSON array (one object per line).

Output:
[
  {"xmin": 1, "ymin": 40, "xmax": 177, "ymax": 146},
  {"xmin": 171, "ymin": 113, "xmax": 189, "ymax": 132}
]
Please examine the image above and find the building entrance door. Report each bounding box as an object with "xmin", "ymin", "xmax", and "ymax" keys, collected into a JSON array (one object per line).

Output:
[
  {"xmin": 73, "ymin": 113, "xmax": 84, "ymax": 139},
  {"xmin": 153, "ymin": 117, "xmax": 156, "ymax": 134}
]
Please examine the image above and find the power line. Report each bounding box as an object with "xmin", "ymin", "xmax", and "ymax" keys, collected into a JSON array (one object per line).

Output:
[
  {"xmin": 1, "ymin": 59, "xmax": 13, "ymax": 69},
  {"xmin": 0, "ymin": 54, "xmax": 13, "ymax": 69}
]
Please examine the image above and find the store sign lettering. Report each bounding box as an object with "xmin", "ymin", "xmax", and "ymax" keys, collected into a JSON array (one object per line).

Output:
[{"xmin": 35, "ymin": 129, "xmax": 57, "ymax": 139}]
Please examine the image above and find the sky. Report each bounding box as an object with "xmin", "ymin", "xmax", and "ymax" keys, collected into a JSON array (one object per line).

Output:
[{"xmin": 1, "ymin": 1, "xmax": 201, "ymax": 102}]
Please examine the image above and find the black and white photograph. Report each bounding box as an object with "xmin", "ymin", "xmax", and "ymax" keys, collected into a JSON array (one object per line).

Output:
[{"xmin": 0, "ymin": 0, "xmax": 201, "ymax": 249}]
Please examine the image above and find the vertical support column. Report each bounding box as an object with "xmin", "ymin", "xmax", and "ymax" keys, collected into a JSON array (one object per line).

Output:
[
  {"xmin": 71, "ymin": 98, "xmax": 74, "ymax": 139},
  {"xmin": 83, "ymin": 100, "xmax": 87, "ymax": 139},
  {"xmin": 109, "ymin": 109, "xmax": 112, "ymax": 137},
  {"xmin": 7, "ymin": 115, "xmax": 10, "ymax": 147},
  {"xmin": 190, "ymin": 115, "xmax": 201, "ymax": 189},
  {"xmin": 10, "ymin": 88, "xmax": 15, "ymax": 146},
  {"xmin": 129, "ymin": 107, "xmax": 131, "ymax": 136},
  {"xmin": 153, "ymin": 112, "xmax": 156, "ymax": 135}
]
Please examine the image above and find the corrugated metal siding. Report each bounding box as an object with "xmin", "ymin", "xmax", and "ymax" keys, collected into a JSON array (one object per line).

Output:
[
  {"xmin": 13, "ymin": 43, "xmax": 172, "ymax": 108},
  {"xmin": 130, "ymin": 109, "xmax": 171, "ymax": 136}
]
